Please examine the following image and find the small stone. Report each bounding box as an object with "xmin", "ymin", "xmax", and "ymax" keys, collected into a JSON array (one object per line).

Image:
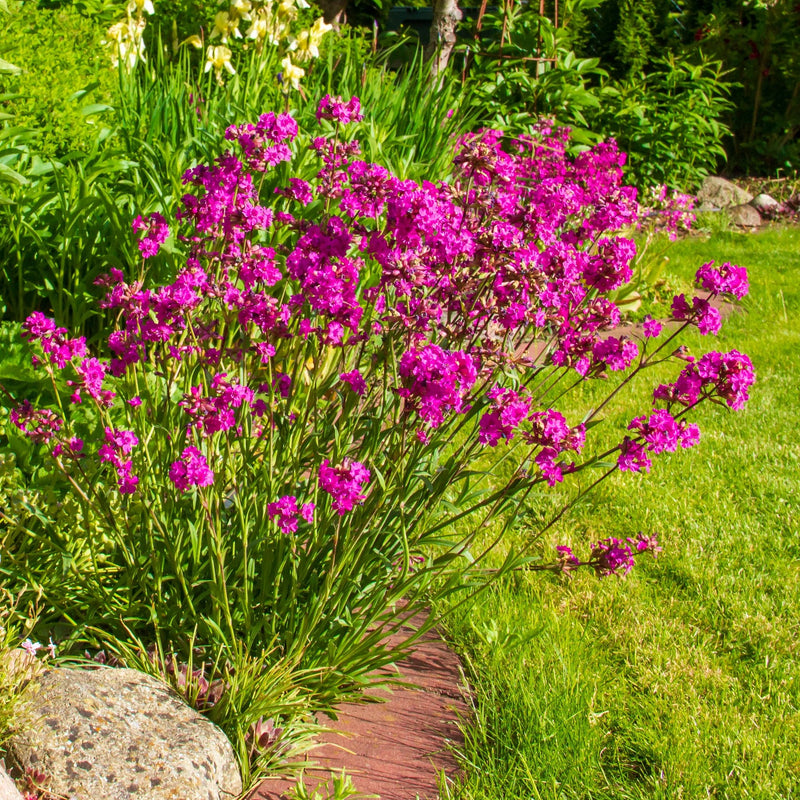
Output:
[
  {"xmin": 696, "ymin": 176, "xmax": 754, "ymax": 208},
  {"xmin": 728, "ymin": 203, "xmax": 762, "ymax": 228},
  {"xmin": 8, "ymin": 667, "xmax": 242, "ymax": 800},
  {"xmin": 750, "ymin": 192, "xmax": 779, "ymax": 210},
  {"xmin": 0, "ymin": 764, "xmax": 23, "ymax": 800}
]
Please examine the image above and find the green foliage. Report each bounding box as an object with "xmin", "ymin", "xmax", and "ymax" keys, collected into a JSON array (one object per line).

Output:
[
  {"xmin": 461, "ymin": 0, "xmax": 613, "ymax": 139},
  {"xmin": 568, "ymin": 0, "xmax": 800, "ymax": 174},
  {"xmin": 459, "ymin": 0, "xmax": 733, "ymax": 189},
  {"xmin": 687, "ymin": 0, "xmax": 800, "ymax": 173},
  {"xmin": 0, "ymin": 2, "xmax": 116, "ymax": 159},
  {"xmin": 0, "ymin": 27, "xmax": 475, "ymax": 334},
  {"xmin": 0, "ymin": 592, "xmax": 44, "ymax": 757},
  {"xmin": 591, "ymin": 54, "xmax": 734, "ymax": 190},
  {"xmin": 290, "ymin": 770, "xmax": 364, "ymax": 799},
  {"xmin": 0, "ymin": 618, "xmax": 28, "ymax": 754}
]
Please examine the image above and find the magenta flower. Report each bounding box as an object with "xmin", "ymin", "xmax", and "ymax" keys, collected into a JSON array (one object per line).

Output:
[
  {"xmin": 617, "ymin": 438, "xmax": 652, "ymax": 473},
  {"xmin": 10, "ymin": 401, "xmax": 62, "ymax": 443},
  {"xmin": 642, "ymin": 315, "xmax": 662, "ymax": 338},
  {"xmin": 592, "ymin": 337, "xmax": 638, "ymax": 372},
  {"xmin": 627, "ymin": 409, "xmax": 701, "ymax": 454},
  {"xmin": 22, "ymin": 312, "xmax": 86, "ymax": 369},
  {"xmin": 671, "ymin": 294, "xmax": 722, "ymax": 335},
  {"xmin": 132, "ymin": 212, "xmax": 170, "ymax": 259},
  {"xmin": 695, "ymin": 260, "xmax": 749, "ymax": 299},
  {"xmin": 590, "ymin": 537, "xmax": 635, "ymax": 577},
  {"xmin": 655, "ymin": 349, "xmax": 754, "ymax": 411},
  {"xmin": 316, "ymin": 95, "xmax": 363, "ymax": 125},
  {"xmin": 267, "ymin": 495, "xmax": 301, "ymax": 534},
  {"xmin": 340, "ymin": 369, "xmax": 367, "ymax": 396},
  {"xmin": 169, "ymin": 447, "xmax": 214, "ymax": 492},
  {"xmin": 69, "ymin": 357, "xmax": 113, "ymax": 406},
  {"xmin": 398, "ymin": 345, "xmax": 477, "ymax": 428},
  {"xmin": 478, "ymin": 387, "xmax": 531, "ymax": 446},
  {"xmin": 319, "ymin": 458, "xmax": 370, "ymax": 515}
]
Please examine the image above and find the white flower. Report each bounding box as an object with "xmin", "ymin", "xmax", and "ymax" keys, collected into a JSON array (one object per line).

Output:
[
  {"xmin": 127, "ymin": 0, "xmax": 154, "ymax": 15},
  {"xmin": 21, "ymin": 638, "xmax": 41, "ymax": 656}
]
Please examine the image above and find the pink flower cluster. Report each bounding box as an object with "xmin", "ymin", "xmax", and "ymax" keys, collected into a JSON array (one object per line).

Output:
[
  {"xmin": 477, "ymin": 394, "xmax": 586, "ymax": 485},
  {"xmin": 180, "ymin": 374, "xmax": 254, "ymax": 437},
  {"xmin": 98, "ymin": 427, "xmax": 139, "ymax": 494},
  {"xmin": 527, "ymin": 409, "xmax": 586, "ymax": 486},
  {"xmin": 637, "ymin": 185, "xmax": 696, "ymax": 240},
  {"xmin": 398, "ymin": 346, "xmax": 477, "ymax": 428},
  {"xmin": 9, "ymin": 95, "xmax": 753, "ymax": 518},
  {"xmin": 225, "ymin": 111, "xmax": 298, "ymax": 171},
  {"xmin": 169, "ymin": 447, "xmax": 214, "ymax": 492},
  {"xmin": 22, "ymin": 311, "xmax": 86, "ymax": 369},
  {"xmin": 671, "ymin": 294, "xmax": 722, "ymax": 335},
  {"xmin": 478, "ymin": 387, "xmax": 532, "ymax": 446},
  {"xmin": 556, "ymin": 532, "xmax": 662, "ymax": 577},
  {"xmin": 618, "ymin": 409, "xmax": 700, "ymax": 473},
  {"xmin": 319, "ymin": 459, "xmax": 370, "ymax": 515},
  {"xmin": 132, "ymin": 212, "xmax": 170, "ymax": 259},
  {"xmin": 340, "ymin": 369, "xmax": 366, "ymax": 396},
  {"xmin": 10, "ymin": 401, "xmax": 62, "ymax": 443},
  {"xmin": 267, "ymin": 495, "xmax": 315, "ymax": 534},
  {"xmin": 694, "ymin": 260, "xmax": 749, "ymax": 299},
  {"xmin": 316, "ymin": 95, "xmax": 363, "ymax": 125},
  {"xmin": 654, "ymin": 350, "xmax": 755, "ymax": 411}
]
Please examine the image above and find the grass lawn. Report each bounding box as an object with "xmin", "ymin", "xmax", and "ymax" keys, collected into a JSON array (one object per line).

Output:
[{"xmin": 442, "ymin": 225, "xmax": 800, "ymax": 800}]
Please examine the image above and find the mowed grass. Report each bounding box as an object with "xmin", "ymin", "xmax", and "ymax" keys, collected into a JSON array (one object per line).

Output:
[{"xmin": 441, "ymin": 226, "xmax": 800, "ymax": 800}]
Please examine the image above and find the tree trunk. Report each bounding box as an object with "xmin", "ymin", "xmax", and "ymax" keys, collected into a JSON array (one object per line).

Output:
[{"xmin": 425, "ymin": 0, "xmax": 463, "ymax": 78}]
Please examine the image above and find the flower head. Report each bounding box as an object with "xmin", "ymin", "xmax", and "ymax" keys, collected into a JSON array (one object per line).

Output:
[
  {"xmin": 280, "ymin": 55, "xmax": 304, "ymax": 91},
  {"xmin": 169, "ymin": 447, "xmax": 214, "ymax": 492},
  {"xmin": 319, "ymin": 458, "xmax": 370, "ymax": 515},
  {"xmin": 205, "ymin": 45, "xmax": 235, "ymax": 83}
]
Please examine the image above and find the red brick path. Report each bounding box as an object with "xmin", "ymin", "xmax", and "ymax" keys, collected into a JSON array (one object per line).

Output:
[{"xmin": 250, "ymin": 627, "xmax": 469, "ymax": 800}]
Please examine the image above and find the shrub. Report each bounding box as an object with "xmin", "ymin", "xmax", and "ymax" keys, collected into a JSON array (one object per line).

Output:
[
  {"xmin": 0, "ymin": 2, "xmax": 115, "ymax": 159},
  {"xmin": 590, "ymin": 54, "xmax": 734, "ymax": 191},
  {"xmin": 0, "ymin": 99, "xmax": 753, "ymax": 775}
]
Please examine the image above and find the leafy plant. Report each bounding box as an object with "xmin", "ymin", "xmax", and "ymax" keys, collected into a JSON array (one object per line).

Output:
[
  {"xmin": 0, "ymin": 99, "xmax": 754, "ymax": 773},
  {"xmin": 590, "ymin": 53, "xmax": 734, "ymax": 190}
]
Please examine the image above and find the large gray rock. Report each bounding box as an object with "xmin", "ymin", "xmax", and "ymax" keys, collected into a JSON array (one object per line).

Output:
[
  {"xmin": 8, "ymin": 667, "xmax": 241, "ymax": 800},
  {"xmin": 696, "ymin": 176, "xmax": 753, "ymax": 208},
  {"xmin": 729, "ymin": 203, "xmax": 762, "ymax": 228},
  {"xmin": 0, "ymin": 765, "xmax": 23, "ymax": 800}
]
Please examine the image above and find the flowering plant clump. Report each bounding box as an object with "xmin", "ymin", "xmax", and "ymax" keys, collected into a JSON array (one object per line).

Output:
[
  {"xmin": 102, "ymin": 0, "xmax": 154, "ymax": 71},
  {"xmin": 1, "ymin": 99, "xmax": 753, "ymax": 717},
  {"xmin": 200, "ymin": 0, "xmax": 331, "ymax": 87}
]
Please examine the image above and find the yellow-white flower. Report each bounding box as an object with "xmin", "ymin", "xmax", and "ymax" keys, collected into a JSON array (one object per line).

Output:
[
  {"xmin": 280, "ymin": 54, "xmax": 304, "ymax": 90},
  {"xmin": 277, "ymin": 0, "xmax": 299, "ymax": 21},
  {"xmin": 289, "ymin": 16, "xmax": 332, "ymax": 61},
  {"xmin": 126, "ymin": 0, "xmax": 154, "ymax": 15},
  {"xmin": 103, "ymin": 17, "xmax": 147, "ymax": 71},
  {"xmin": 229, "ymin": 0, "xmax": 253, "ymax": 19},
  {"xmin": 246, "ymin": 8, "xmax": 270, "ymax": 39},
  {"xmin": 210, "ymin": 10, "xmax": 242, "ymax": 41},
  {"xmin": 206, "ymin": 45, "xmax": 236, "ymax": 82}
]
